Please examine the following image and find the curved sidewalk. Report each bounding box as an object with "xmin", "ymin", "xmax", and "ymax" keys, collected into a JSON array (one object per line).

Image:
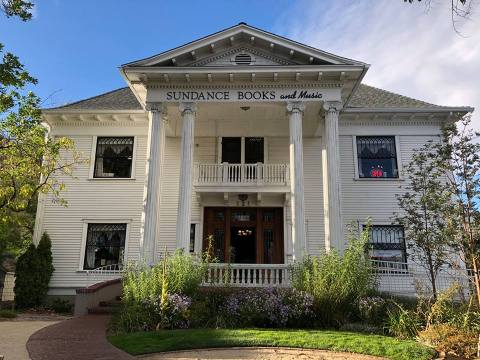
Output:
[{"xmin": 27, "ymin": 314, "xmax": 133, "ymax": 360}]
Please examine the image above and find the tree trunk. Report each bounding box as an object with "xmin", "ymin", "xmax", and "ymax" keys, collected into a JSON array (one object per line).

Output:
[
  {"xmin": 427, "ymin": 251, "xmax": 437, "ymax": 300},
  {"xmin": 471, "ymin": 255, "xmax": 480, "ymax": 307}
]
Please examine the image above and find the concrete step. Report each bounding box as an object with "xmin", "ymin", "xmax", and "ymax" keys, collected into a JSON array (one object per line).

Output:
[{"xmin": 98, "ymin": 300, "xmax": 122, "ymax": 308}]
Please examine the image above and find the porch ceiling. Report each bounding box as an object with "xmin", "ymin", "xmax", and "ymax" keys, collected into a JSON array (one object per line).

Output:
[{"xmin": 165, "ymin": 101, "xmax": 323, "ymax": 137}]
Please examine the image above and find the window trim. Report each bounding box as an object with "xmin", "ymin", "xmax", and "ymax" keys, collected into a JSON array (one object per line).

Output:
[
  {"xmin": 88, "ymin": 135, "xmax": 137, "ymax": 180},
  {"xmin": 352, "ymin": 135, "xmax": 403, "ymax": 181},
  {"xmin": 78, "ymin": 219, "xmax": 131, "ymax": 271},
  {"xmin": 217, "ymin": 136, "xmax": 268, "ymax": 164}
]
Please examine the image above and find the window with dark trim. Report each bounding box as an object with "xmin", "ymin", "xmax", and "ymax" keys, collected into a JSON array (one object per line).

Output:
[
  {"xmin": 83, "ymin": 223, "xmax": 126, "ymax": 270},
  {"xmin": 94, "ymin": 137, "xmax": 134, "ymax": 178},
  {"xmin": 366, "ymin": 225, "xmax": 406, "ymax": 263},
  {"xmin": 356, "ymin": 136, "xmax": 398, "ymax": 178}
]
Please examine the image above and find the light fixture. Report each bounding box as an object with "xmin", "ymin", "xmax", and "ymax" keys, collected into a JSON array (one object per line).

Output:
[
  {"xmin": 238, "ymin": 194, "xmax": 248, "ymax": 206},
  {"xmin": 240, "ymin": 106, "xmax": 250, "ymax": 111}
]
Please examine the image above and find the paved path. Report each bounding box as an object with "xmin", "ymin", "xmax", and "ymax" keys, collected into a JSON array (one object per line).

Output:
[
  {"xmin": 0, "ymin": 318, "xmax": 59, "ymax": 360},
  {"xmin": 27, "ymin": 315, "xmax": 133, "ymax": 360}
]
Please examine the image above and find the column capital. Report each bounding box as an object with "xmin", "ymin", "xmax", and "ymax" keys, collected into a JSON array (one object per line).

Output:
[
  {"xmin": 286, "ymin": 101, "xmax": 305, "ymax": 114},
  {"xmin": 146, "ymin": 102, "xmax": 168, "ymax": 117},
  {"xmin": 322, "ymin": 100, "xmax": 343, "ymax": 112},
  {"xmin": 179, "ymin": 102, "xmax": 197, "ymax": 115}
]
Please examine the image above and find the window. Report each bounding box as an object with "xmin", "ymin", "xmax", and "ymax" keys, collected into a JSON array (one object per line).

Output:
[
  {"xmin": 94, "ymin": 137, "xmax": 134, "ymax": 178},
  {"xmin": 83, "ymin": 223, "xmax": 126, "ymax": 270},
  {"xmin": 220, "ymin": 137, "xmax": 264, "ymax": 164},
  {"xmin": 356, "ymin": 136, "xmax": 398, "ymax": 178},
  {"xmin": 366, "ymin": 225, "xmax": 406, "ymax": 263},
  {"xmin": 190, "ymin": 224, "xmax": 196, "ymax": 253}
]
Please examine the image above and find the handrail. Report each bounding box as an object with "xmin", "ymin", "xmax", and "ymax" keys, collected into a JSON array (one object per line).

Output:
[{"xmin": 195, "ymin": 163, "xmax": 289, "ymax": 186}]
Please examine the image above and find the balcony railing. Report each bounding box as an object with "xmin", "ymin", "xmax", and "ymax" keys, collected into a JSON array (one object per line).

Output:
[
  {"xmin": 194, "ymin": 163, "xmax": 289, "ymax": 187},
  {"xmin": 204, "ymin": 263, "xmax": 290, "ymax": 288}
]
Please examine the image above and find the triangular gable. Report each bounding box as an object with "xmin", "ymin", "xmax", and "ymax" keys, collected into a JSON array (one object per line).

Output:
[{"xmin": 123, "ymin": 23, "xmax": 365, "ymax": 68}]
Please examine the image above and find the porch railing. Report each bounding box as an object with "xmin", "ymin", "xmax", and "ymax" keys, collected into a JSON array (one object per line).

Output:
[
  {"xmin": 203, "ymin": 263, "xmax": 290, "ymax": 287},
  {"xmin": 194, "ymin": 163, "xmax": 289, "ymax": 186},
  {"xmin": 86, "ymin": 263, "xmax": 123, "ymax": 286}
]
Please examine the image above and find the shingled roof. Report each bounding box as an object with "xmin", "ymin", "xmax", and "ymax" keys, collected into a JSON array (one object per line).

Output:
[{"xmin": 47, "ymin": 84, "xmax": 447, "ymax": 111}]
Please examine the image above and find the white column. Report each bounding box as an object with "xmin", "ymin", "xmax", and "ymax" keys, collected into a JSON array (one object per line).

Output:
[
  {"xmin": 176, "ymin": 102, "xmax": 197, "ymax": 250},
  {"xmin": 140, "ymin": 103, "xmax": 167, "ymax": 266},
  {"xmin": 322, "ymin": 100, "xmax": 343, "ymax": 252},
  {"xmin": 287, "ymin": 101, "xmax": 306, "ymax": 261}
]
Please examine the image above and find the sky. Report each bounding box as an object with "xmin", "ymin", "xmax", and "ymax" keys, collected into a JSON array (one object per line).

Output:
[{"xmin": 1, "ymin": 0, "xmax": 479, "ymax": 127}]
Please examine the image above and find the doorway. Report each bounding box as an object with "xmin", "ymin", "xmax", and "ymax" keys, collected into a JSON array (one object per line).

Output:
[{"xmin": 203, "ymin": 207, "xmax": 284, "ymax": 264}]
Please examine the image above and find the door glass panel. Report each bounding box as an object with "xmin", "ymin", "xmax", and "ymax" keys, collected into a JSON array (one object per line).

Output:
[
  {"xmin": 245, "ymin": 137, "xmax": 264, "ymax": 164},
  {"xmin": 222, "ymin": 137, "xmax": 241, "ymax": 163},
  {"xmin": 213, "ymin": 229, "xmax": 225, "ymax": 262},
  {"xmin": 264, "ymin": 229, "xmax": 274, "ymax": 264},
  {"xmin": 232, "ymin": 210, "xmax": 256, "ymax": 222}
]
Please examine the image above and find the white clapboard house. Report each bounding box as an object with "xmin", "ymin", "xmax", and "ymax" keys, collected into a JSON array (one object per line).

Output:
[{"xmin": 35, "ymin": 23, "xmax": 473, "ymax": 301}]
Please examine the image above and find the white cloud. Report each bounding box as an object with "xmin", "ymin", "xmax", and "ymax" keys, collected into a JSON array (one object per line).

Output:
[{"xmin": 275, "ymin": 0, "xmax": 480, "ymax": 127}]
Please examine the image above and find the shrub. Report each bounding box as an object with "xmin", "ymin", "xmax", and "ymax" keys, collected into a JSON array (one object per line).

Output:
[
  {"xmin": 357, "ymin": 296, "xmax": 391, "ymax": 325},
  {"xmin": 0, "ymin": 309, "xmax": 17, "ymax": 318},
  {"xmin": 221, "ymin": 288, "xmax": 314, "ymax": 328},
  {"xmin": 291, "ymin": 224, "xmax": 375, "ymax": 326},
  {"xmin": 418, "ymin": 324, "xmax": 478, "ymax": 359},
  {"xmin": 14, "ymin": 232, "xmax": 54, "ymax": 309},
  {"xmin": 385, "ymin": 303, "xmax": 423, "ymax": 339},
  {"xmin": 48, "ymin": 298, "xmax": 73, "ymax": 314}
]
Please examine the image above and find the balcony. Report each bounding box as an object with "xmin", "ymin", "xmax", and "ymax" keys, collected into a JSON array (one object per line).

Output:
[{"xmin": 194, "ymin": 163, "xmax": 290, "ymax": 192}]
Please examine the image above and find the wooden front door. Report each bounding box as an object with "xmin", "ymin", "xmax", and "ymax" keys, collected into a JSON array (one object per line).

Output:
[{"xmin": 203, "ymin": 207, "xmax": 284, "ymax": 264}]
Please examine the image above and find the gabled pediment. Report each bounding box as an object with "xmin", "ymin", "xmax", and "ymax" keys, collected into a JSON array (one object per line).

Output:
[
  {"xmin": 189, "ymin": 45, "xmax": 296, "ymax": 67},
  {"xmin": 123, "ymin": 23, "xmax": 366, "ymax": 68}
]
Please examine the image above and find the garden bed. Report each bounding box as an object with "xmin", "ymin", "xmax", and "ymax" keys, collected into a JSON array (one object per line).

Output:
[{"xmin": 108, "ymin": 328, "xmax": 436, "ymax": 360}]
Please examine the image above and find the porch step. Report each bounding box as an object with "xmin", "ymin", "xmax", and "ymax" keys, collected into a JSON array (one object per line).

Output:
[{"xmin": 99, "ymin": 300, "xmax": 122, "ymax": 308}]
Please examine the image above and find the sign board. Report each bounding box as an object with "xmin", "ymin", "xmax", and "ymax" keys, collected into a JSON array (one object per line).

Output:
[{"xmin": 147, "ymin": 87, "xmax": 341, "ymax": 103}]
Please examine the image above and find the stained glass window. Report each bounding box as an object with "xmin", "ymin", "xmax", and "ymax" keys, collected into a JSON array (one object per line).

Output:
[
  {"xmin": 94, "ymin": 137, "xmax": 134, "ymax": 178},
  {"xmin": 356, "ymin": 136, "xmax": 398, "ymax": 178},
  {"xmin": 366, "ymin": 225, "xmax": 406, "ymax": 263},
  {"xmin": 83, "ymin": 223, "xmax": 126, "ymax": 270}
]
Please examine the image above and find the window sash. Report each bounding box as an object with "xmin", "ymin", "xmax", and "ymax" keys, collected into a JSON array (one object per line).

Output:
[
  {"xmin": 94, "ymin": 137, "xmax": 134, "ymax": 178},
  {"xmin": 84, "ymin": 223, "xmax": 126, "ymax": 270},
  {"xmin": 356, "ymin": 136, "xmax": 398, "ymax": 178}
]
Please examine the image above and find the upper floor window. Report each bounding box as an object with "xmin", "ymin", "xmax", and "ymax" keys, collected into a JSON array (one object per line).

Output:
[
  {"xmin": 83, "ymin": 223, "xmax": 126, "ymax": 270},
  {"xmin": 94, "ymin": 137, "xmax": 134, "ymax": 178},
  {"xmin": 221, "ymin": 137, "xmax": 264, "ymax": 164},
  {"xmin": 367, "ymin": 225, "xmax": 406, "ymax": 263},
  {"xmin": 356, "ymin": 136, "xmax": 398, "ymax": 178}
]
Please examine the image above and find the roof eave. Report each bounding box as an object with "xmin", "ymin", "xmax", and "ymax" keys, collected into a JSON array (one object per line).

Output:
[{"xmin": 343, "ymin": 107, "xmax": 474, "ymax": 114}]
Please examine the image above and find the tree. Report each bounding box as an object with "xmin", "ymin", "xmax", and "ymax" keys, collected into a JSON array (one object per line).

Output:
[
  {"xmin": 395, "ymin": 143, "xmax": 454, "ymax": 299},
  {"xmin": 0, "ymin": 1, "xmax": 83, "ymax": 257},
  {"xmin": 14, "ymin": 232, "xmax": 54, "ymax": 308},
  {"xmin": 434, "ymin": 115, "xmax": 480, "ymax": 305},
  {"xmin": 405, "ymin": 0, "xmax": 473, "ymax": 34}
]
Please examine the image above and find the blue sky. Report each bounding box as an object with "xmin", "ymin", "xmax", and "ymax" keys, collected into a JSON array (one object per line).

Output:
[{"xmin": 2, "ymin": 0, "xmax": 479, "ymax": 127}]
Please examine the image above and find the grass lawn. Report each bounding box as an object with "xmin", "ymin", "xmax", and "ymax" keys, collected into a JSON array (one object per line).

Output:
[{"xmin": 108, "ymin": 328, "xmax": 436, "ymax": 360}]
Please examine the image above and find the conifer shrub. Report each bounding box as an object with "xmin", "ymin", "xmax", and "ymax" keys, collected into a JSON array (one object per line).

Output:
[{"xmin": 14, "ymin": 232, "xmax": 55, "ymax": 308}]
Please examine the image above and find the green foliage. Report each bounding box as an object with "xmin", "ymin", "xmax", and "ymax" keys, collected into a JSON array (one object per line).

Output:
[
  {"xmin": 0, "ymin": 0, "xmax": 34, "ymax": 21},
  {"xmin": 290, "ymin": 223, "xmax": 375, "ymax": 326},
  {"xmin": 395, "ymin": 142, "xmax": 454, "ymax": 298},
  {"xmin": 385, "ymin": 303, "xmax": 423, "ymax": 339},
  {"xmin": 122, "ymin": 250, "xmax": 206, "ymax": 305},
  {"xmin": 0, "ymin": 308, "xmax": 17, "ymax": 318},
  {"xmin": 108, "ymin": 328, "xmax": 436, "ymax": 360},
  {"xmin": 47, "ymin": 298, "xmax": 73, "ymax": 314},
  {"xmin": 14, "ymin": 232, "xmax": 54, "ymax": 308}
]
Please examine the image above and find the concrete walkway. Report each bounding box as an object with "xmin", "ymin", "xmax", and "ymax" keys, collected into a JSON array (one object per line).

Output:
[
  {"xmin": 0, "ymin": 317, "xmax": 60, "ymax": 360},
  {"xmin": 27, "ymin": 314, "xmax": 133, "ymax": 360}
]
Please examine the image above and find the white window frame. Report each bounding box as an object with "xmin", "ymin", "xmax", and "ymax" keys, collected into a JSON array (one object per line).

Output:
[
  {"xmin": 217, "ymin": 136, "xmax": 268, "ymax": 164},
  {"xmin": 88, "ymin": 135, "xmax": 137, "ymax": 180},
  {"xmin": 352, "ymin": 135, "xmax": 403, "ymax": 181},
  {"xmin": 78, "ymin": 219, "xmax": 131, "ymax": 271}
]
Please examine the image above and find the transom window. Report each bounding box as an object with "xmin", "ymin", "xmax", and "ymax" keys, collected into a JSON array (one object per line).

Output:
[
  {"xmin": 83, "ymin": 223, "xmax": 126, "ymax": 270},
  {"xmin": 356, "ymin": 136, "xmax": 398, "ymax": 178},
  {"xmin": 366, "ymin": 225, "xmax": 406, "ymax": 263},
  {"xmin": 94, "ymin": 137, "xmax": 134, "ymax": 178}
]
